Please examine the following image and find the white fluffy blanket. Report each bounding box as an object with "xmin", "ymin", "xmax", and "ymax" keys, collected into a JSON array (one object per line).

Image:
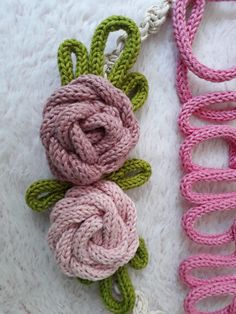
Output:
[{"xmin": 1, "ymin": 0, "xmax": 236, "ymax": 313}]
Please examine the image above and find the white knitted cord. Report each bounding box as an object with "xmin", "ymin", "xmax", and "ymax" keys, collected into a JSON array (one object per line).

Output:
[
  {"xmin": 104, "ymin": 0, "xmax": 172, "ymax": 74},
  {"xmin": 133, "ymin": 290, "xmax": 165, "ymax": 314}
]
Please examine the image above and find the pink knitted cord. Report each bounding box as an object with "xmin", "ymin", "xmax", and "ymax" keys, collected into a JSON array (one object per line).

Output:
[
  {"xmin": 174, "ymin": 0, "xmax": 236, "ymax": 83},
  {"xmin": 173, "ymin": 0, "xmax": 236, "ymax": 313},
  {"xmin": 47, "ymin": 180, "xmax": 139, "ymax": 281},
  {"xmin": 40, "ymin": 74, "xmax": 139, "ymax": 185}
]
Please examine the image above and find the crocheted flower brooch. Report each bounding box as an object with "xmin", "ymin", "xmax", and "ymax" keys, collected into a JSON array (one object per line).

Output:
[{"xmin": 25, "ymin": 16, "xmax": 151, "ymax": 314}]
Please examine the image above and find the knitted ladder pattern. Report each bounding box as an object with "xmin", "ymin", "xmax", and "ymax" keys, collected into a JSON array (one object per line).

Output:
[
  {"xmin": 25, "ymin": 16, "xmax": 151, "ymax": 314},
  {"xmin": 173, "ymin": 1, "xmax": 236, "ymax": 313}
]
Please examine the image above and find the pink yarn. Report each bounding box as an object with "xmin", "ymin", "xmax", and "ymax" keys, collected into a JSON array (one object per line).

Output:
[
  {"xmin": 40, "ymin": 74, "xmax": 139, "ymax": 185},
  {"xmin": 173, "ymin": 0, "xmax": 236, "ymax": 313},
  {"xmin": 47, "ymin": 180, "xmax": 139, "ymax": 281}
]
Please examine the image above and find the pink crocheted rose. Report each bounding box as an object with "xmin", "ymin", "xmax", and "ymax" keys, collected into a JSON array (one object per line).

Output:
[
  {"xmin": 40, "ymin": 74, "xmax": 139, "ymax": 185},
  {"xmin": 47, "ymin": 180, "xmax": 139, "ymax": 281}
]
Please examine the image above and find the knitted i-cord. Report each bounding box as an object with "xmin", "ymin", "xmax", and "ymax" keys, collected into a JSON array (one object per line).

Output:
[
  {"xmin": 26, "ymin": 159, "xmax": 151, "ymax": 314},
  {"xmin": 26, "ymin": 16, "xmax": 150, "ymax": 314},
  {"xmin": 173, "ymin": 1, "xmax": 236, "ymax": 313}
]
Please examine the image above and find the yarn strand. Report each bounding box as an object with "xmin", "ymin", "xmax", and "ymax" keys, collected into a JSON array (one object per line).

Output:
[{"xmin": 173, "ymin": 0, "xmax": 236, "ymax": 313}]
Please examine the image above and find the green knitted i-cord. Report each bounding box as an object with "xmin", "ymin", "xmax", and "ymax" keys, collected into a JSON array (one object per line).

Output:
[
  {"xmin": 120, "ymin": 72, "xmax": 149, "ymax": 112},
  {"xmin": 58, "ymin": 39, "xmax": 88, "ymax": 85},
  {"xmin": 99, "ymin": 266, "xmax": 135, "ymax": 314},
  {"xmin": 89, "ymin": 16, "xmax": 140, "ymax": 88},
  {"xmin": 129, "ymin": 238, "xmax": 149, "ymax": 270},
  {"xmin": 25, "ymin": 159, "xmax": 152, "ymax": 212},
  {"xmin": 57, "ymin": 16, "xmax": 148, "ymax": 111},
  {"xmin": 107, "ymin": 159, "xmax": 152, "ymax": 191},
  {"xmin": 25, "ymin": 179, "xmax": 72, "ymax": 212}
]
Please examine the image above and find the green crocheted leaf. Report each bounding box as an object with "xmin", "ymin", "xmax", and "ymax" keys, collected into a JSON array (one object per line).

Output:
[
  {"xmin": 129, "ymin": 238, "xmax": 149, "ymax": 270},
  {"xmin": 25, "ymin": 159, "xmax": 152, "ymax": 213},
  {"xmin": 107, "ymin": 159, "xmax": 152, "ymax": 190},
  {"xmin": 99, "ymin": 266, "xmax": 135, "ymax": 314},
  {"xmin": 25, "ymin": 179, "xmax": 72, "ymax": 212},
  {"xmin": 58, "ymin": 39, "xmax": 88, "ymax": 85},
  {"xmin": 121, "ymin": 72, "xmax": 149, "ymax": 112},
  {"xmin": 89, "ymin": 16, "xmax": 141, "ymax": 88}
]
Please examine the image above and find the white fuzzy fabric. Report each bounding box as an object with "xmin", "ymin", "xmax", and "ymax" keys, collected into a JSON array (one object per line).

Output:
[{"xmin": 1, "ymin": 1, "xmax": 236, "ymax": 313}]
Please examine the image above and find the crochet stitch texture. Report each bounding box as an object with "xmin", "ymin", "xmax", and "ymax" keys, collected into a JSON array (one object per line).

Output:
[
  {"xmin": 173, "ymin": 0, "xmax": 236, "ymax": 313},
  {"xmin": 40, "ymin": 75, "xmax": 139, "ymax": 185},
  {"xmin": 26, "ymin": 15, "xmax": 150, "ymax": 314},
  {"xmin": 48, "ymin": 180, "xmax": 139, "ymax": 281}
]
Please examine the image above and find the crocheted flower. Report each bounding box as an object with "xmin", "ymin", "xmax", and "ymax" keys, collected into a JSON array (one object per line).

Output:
[
  {"xmin": 47, "ymin": 180, "xmax": 139, "ymax": 281},
  {"xmin": 40, "ymin": 74, "xmax": 139, "ymax": 185}
]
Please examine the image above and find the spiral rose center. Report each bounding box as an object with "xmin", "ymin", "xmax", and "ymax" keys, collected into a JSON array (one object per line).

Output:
[{"xmin": 41, "ymin": 74, "xmax": 139, "ymax": 185}]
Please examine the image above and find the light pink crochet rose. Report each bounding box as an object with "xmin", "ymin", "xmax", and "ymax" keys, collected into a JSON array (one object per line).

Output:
[
  {"xmin": 40, "ymin": 74, "xmax": 139, "ymax": 185},
  {"xmin": 47, "ymin": 180, "xmax": 139, "ymax": 281}
]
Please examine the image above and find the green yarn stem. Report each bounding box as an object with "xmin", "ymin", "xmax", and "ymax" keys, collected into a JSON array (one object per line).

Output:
[
  {"xmin": 58, "ymin": 39, "xmax": 88, "ymax": 85},
  {"xmin": 99, "ymin": 266, "xmax": 135, "ymax": 314},
  {"xmin": 57, "ymin": 16, "xmax": 148, "ymax": 112},
  {"xmin": 89, "ymin": 16, "xmax": 140, "ymax": 88},
  {"xmin": 25, "ymin": 179, "xmax": 72, "ymax": 212},
  {"xmin": 120, "ymin": 72, "xmax": 148, "ymax": 112},
  {"xmin": 129, "ymin": 238, "xmax": 149, "ymax": 270},
  {"xmin": 107, "ymin": 159, "xmax": 152, "ymax": 191},
  {"xmin": 25, "ymin": 159, "xmax": 152, "ymax": 212}
]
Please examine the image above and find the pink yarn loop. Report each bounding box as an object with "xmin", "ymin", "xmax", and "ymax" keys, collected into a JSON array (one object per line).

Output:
[
  {"xmin": 173, "ymin": 0, "xmax": 236, "ymax": 313},
  {"xmin": 175, "ymin": 0, "xmax": 236, "ymax": 121},
  {"xmin": 184, "ymin": 281, "xmax": 236, "ymax": 314},
  {"xmin": 47, "ymin": 180, "xmax": 139, "ymax": 281},
  {"xmin": 40, "ymin": 74, "xmax": 139, "ymax": 185},
  {"xmin": 174, "ymin": 0, "xmax": 236, "ymax": 83}
]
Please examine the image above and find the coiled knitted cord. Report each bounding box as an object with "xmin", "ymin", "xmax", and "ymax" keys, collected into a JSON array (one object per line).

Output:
[
  {"xmin": 173, "ymin": 1, "xmax": 236, "ymax": 313},
  {"xmin": 26, "ymin": 15, "xmax": 152, "ymax": 314},
  {"xmin": 26, "ymin": 160, "xmax": 151, "ymax": 313},
  {"xmin": 42, "ymin": 16, "xmax": 151, "ymax": 186}
]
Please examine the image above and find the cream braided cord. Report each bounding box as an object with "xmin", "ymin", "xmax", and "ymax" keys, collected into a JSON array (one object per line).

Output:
[{"xmin": 104, "ymin": 0, "xmax": 173, "ymax": 74}]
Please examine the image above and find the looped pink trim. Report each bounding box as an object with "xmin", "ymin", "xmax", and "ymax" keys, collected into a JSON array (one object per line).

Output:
[
  {"xmin": 174, "ymin": 0, "xmax": 236, "ymax": 83},
  {"xmin": 174, "ymin": 0, "xmax": 236, "ymax": 312},
  {"xmin": 178, "ymin": 92, "xmax": 236, "ymax": 135},
  {"xmin": 180, "ymin": 254, "xmax": 236, "ymax": 288},
  {"xmin": 180, "ymin": 126, "xmax": 236, "ymax": 172},
  {"xmin": 181, "ymin": 169, "xmax": 236, "ymax": 203},
  {"xmin": 182, "ymin": 199, "xmax": 236, "ymax": 245},
  {"xmin": 184, "ymin": 281, "xmax": 236, "ymax": 314}
]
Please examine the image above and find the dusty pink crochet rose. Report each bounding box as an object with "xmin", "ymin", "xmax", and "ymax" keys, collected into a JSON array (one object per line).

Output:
[
  {"xmin": 47, "ymin": 180, "xmax": 139, "ymax": 281},
  {"xmin": 40, "ymin": 74, "xmax": 139, "ymax": 185}
]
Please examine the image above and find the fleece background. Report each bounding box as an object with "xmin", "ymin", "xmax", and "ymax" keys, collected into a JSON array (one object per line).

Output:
[{"xmin": 1, "ymin": 0, "xmax": 236, "ymax": 313}]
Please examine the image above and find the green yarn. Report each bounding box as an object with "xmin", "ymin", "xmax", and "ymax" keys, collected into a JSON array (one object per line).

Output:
[
  {"xmin": 129, "ymin": 238, "xmax": 149, "ymax": 270},
  {"xmin": 121, "ymin": 72, "xmax": 148, "ymax": 112},
  {"xmin": 25, "ymin": 159, "xmax": 152, "ymax": 212},
  {"xmin": 99, "ymin": 266, "xmax": 135, "ymax": 314},
  {"xmin": 89, "ymin": 16, "xmax": 140, "ymax": 88},
  {"xmin": 58, "ymin": 39, "xmax": 88, "ymax": 85},
  {"xmin": 25, "ymin": 179, "xmax": 71, "ymax": 212},
  {"xmin": 56, "ymin": 16, "xmax": 148, "ymax": 112},
  {"xmin": 107, "ymin": 159, "xmax": 152, "ymax": 191}
]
